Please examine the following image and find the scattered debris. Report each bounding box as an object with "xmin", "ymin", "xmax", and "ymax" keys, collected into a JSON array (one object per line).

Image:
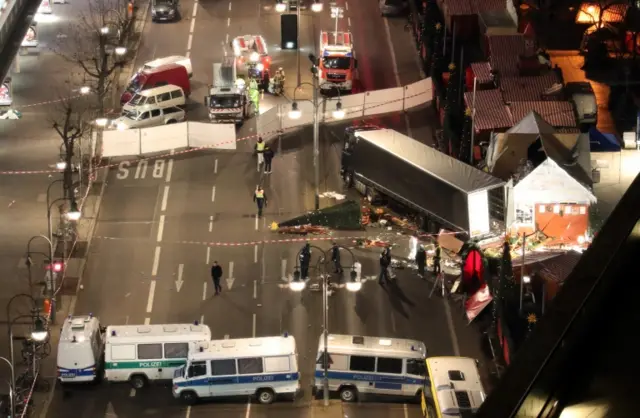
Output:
[
  {"xmin": 319, "ymin": 191, "xmax": 346, "ymax": 200},
  {"xmin": 355, "ymin": 238, "xmax": 392, "ymax": 248},
  {"xmin": 275, "ymin": 225, "xmax": 329, "ymax": 235}
]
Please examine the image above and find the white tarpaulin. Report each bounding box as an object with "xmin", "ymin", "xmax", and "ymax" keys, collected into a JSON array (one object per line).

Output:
[
  {"xmin": 404, "ymin": 78, "xmax": 432, "ymax": 109},
  {"xmin": 140, "ymin": 123, "xmax": 188, "ymax": 154},
  {"xmin": 188, "ymin": 122, "xmax": 236, "ymax": 150},
  {"xmin": 364, "ymin": 87, "xmax": 404, "ymax": 116},
  {"xmin": 102, "ymin": 129, "xmax": 141, "ymax": 157},
  {"xmin": 257, "ymin": 107, "xmax": 281, "ymax": 141}
]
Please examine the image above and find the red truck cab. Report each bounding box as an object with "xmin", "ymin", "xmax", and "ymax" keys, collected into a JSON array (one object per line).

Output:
[{"xmin": 122, "ymin": 64, "xmax": 190, "ymax": 105}]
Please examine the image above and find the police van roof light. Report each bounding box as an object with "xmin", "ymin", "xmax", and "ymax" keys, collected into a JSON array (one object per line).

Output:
[
  {"xmin": 194, "ymin": 320, "xmax": 199, "ymax": 326},
  {"xmin": 284, "ymin": 332, "xmax": 289, "ymax": 338},
  {"xmin": 89, "ymin": 313, "xmax": 93, "ymax": 317},
  {"xmin": 111, "ymin": 330, "xmax": 116, "ymax": 337},
  {"xmin": 72, "ymin": 336, "xmax": 77, "ymax": 343}
]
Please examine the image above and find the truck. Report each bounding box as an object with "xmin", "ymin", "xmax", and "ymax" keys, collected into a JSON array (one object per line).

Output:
[
  {"xmin": 232, "ymin": 34, "xmax": 272, "ymax": 90},
  {"xmin": 318, "ymin": 31, "xmax": 357, "ymax": 93},
  {"xmin": 341, "ymin": 127, "xmax": 506, "ymax": 238},
  {"xmin": 204, "ymin": 56, "xmax": 252, "ymax": 124}
]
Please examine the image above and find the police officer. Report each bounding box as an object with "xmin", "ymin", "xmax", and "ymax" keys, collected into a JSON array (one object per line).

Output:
[
  {"xmin": 253, "ymin": 186, "xmax": 267, "ymax": 217},
  {"xmin": 415, "ymin": 244, "xmax": 427, "ymax": 278},
  {"xmin": 331, "ymin": 242, "xmax": 343, "ymax": 274},
  {"xmin": 299, "ymin": 243, "xmax": 311, "ymax": 279},
  {"xmin": 379, "ymin": 248, "xmax": 390, "ymax": 284},
  {"xmin": 255, "ymin": 137, "xmax": 265, "ymax": 172},
  {"xmin": 263, "ymin": 145, "xmax": 274, "ymax": 174},
  {"xmin": 433, "ymin": 244, "xmax": 442, "ymax": 276}
]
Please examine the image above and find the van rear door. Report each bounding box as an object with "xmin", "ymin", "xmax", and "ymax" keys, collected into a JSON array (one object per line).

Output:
[{"xmin": 57, "ymin": 342, "xmax": 97, "ymax": 380}]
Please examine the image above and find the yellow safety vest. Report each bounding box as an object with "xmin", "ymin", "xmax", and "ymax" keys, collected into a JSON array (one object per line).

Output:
[
  {"xmin": 255, "ymin": 190, "xmax": 264, "ymax": 199},
  {"xmin": 256, "ymin": 142, "xmax": 265, "ymax": 151}
]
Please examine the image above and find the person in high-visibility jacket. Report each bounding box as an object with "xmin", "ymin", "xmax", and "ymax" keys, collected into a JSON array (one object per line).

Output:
[
  {"xmin": 254, "ymin": 136, "xmax": 265, "ymax": 172},
  {"xmin": 253, "ymin": 186, "xmax": 267, "ymax": 217},
  {"xmin": 249, "ymin": 78, "xmax": 260, "ymax": 114}
]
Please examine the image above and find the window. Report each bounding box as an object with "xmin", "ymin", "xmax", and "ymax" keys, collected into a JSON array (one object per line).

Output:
[
  {"xmin": 515, "ymin": 204, "xmax": 533, "ymax": 224},
  {"xmin": 238, "ymin": 357, "xmax": 263, "ymax": 375},
  {"xmin": 565, "ymin": 206, "xmax": 572, "ymax": 215},
  {"xmin": 165, "ymin": 107, "xmax": 180, "ymax": 114},
  {"xmin": 265, "ymin": 356, "xmax": 290, "ymax": 373},
  {"xmin": 164, "ymin": 343, "xmax": 188, "ymax": 359},
  {"xmin": 376, "ymin": 357, "xmax": 403, "ymax": 374},
  {"xmin": 188, "ymin": 361, "xmax": 207, "ymax": 378},
  {"xmin": 580, "ymin": 206, "xmax": 587, "ymax": 215},
  {"xmin": 154, "ymin": 81, "xmax": 168, "ymax": 87},
  {"xmin": 406, "ymin": 359, "xmax": 426, "ymax": 376},
  {"xmin": 211, "ymin": 359, "xmax": 237, "ymax": 376},
  {"xmin": 137, "ymin": 343, "xmax": 162, "ymax": 360},
  {"xmin": 553, "ymin": 205, "xmax": 560, "ymax": 214},
  {"xmin": 151, "ymin": 109, "xmax": 161, "ymax": 118},
  {"xmin": 158, "ymin": 92, "xmax": 171, "ymax": 102},
  {"xmin": 538, "ymin": 205, "xmax": 545, "ymax": 213},
  {"xmin": 146, "ymin": 96, "xmax": 157, "ymax": 105},
  {"xmin": 111, "ymin": 344, "xmax": 136, "ymax": 360},
  {"xmin": 349, "ymin": 355, "xmax": 375, "ymax": 372},
  {"xmin": 139, "ymin": 111, "xmax": 150, "ymax": 120},
  {"xmin": 171, "ymin": 89, "xmax": 183, "ymax": 99},
  {"xmin": 448, "ymin": 370, "xmax": 466, "ymax": 381}
]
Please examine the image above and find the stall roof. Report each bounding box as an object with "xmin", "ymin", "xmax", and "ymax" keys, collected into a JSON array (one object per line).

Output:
[{"xmin": 354, "ymin": 129, "xmax": 506, "ymax": 194}]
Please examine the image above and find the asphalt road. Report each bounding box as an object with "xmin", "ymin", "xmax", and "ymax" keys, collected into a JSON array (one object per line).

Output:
[{"xmin": 41, "ymin": 1, "xmax": 484, "ymax": 418}]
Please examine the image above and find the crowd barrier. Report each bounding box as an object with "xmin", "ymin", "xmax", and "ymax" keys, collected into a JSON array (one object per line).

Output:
[
  {"xmin": 102, "ymin": 122, "xmax": 237, "ymax": 157},
  {"xmin": 258, "ymin": 78, "xmax": 433, "ymax": 141}
]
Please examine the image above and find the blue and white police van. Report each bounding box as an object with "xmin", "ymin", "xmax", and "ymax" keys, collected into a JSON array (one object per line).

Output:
[
  {"xmin": 172, "ymin": 335, "xmax": 300, "ymax": 405},
  {"xmin": 315, "ymin": 334, "xmax": 427, "ymax": 402},
  {"xmin": 57, "ymin": 315, "xmax": 105, "ymax": 383}
]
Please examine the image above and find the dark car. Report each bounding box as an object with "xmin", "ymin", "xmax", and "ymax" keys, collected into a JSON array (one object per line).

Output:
[{"xmin": 152, "ymin": 0, "xmax": 179, "ymax": 22}]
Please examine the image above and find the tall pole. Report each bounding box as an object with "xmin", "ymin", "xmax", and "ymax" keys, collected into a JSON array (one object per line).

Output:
[
  {"xmin": 312, "ymin": 72, "xmax": 320, "ymax": 210},
  {"xmin": 0, "ymin": 357, "xmax": 14, "ymax": 418},
  {"xmin": 47, "ymin": 198, "xmax": 68, "ymax": 323},
  {"xmin": 296, "ymin": 4, "xmax": 301, "ymax": 87},
  {"xmin": 519, "ymin": 232, "xmax": 526, "ymax": 312},
  {"xmin": 6, "ymin": 295, "xmax": 36, "ymax": 418},
  {"xmin": 470, "ymin": 77, "xmax": 477, "ymax": 165},
  {"xmin": 322, "ymin": 260, "xmax": 329, "ymax": 406}
]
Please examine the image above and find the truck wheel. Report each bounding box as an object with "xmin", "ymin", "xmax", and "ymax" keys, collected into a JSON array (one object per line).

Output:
[
  {"xmin": 257, "ymin": 388, "xmax": 275, "ymax": 404},
  {"xmin": 339, "ymin": 386, "xmax": 358, "ymax": 402},
  {"xmin": 180, "ymin": 390, "xmax": 198, "ymax": 405},
  {"xmin": 129, "ymin": 374, "xmax": 147, "ymax": 389}
]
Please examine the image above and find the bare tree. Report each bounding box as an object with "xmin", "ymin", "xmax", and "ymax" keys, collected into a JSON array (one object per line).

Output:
[{"xmin": 57, "ymin": 0, "xmax": 135, "ymax": 115}]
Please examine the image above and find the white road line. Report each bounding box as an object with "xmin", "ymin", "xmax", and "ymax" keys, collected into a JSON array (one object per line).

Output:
[
  {"xmin": 228, "ymin": 261, "xmax": 234, "ymax": 278},
  {"xmin": 186, "ymin": 405, "xmax": 191, "ymax": 418},
  {"xmin": 245, "ymin": 402, "xmax": 251, "ymax": 418},
  {"xmin": 186, "ymin": 51, "xmax": 191, "ymax": 59},
  {"xmin": 348, "ymin": 17, "xmax": 351, "ymax": 26},
  {"xmin": 225, "ymin": 33, "xmax": 229, "ymax": 44},
  {"xmin": 214, "ymin": 158, "xmax": 218, "ymax": 174},
  {"xmin": 254, "ymin": 244, "xmax": 258, "ymax": 263},
  {"xmin": 253, "ymin": 280, "xmax": 257, "ymax": 299},
  {"xmin": 192, "ymin": 3, "xmax": 197, "ymax": 17},
  {"xmin": 252, "ymin": 314, "xmax": 256, "ymax": 337},
  {"xmin": 403, "ymin": 404, "xmax": 409, "ymax": 418},
  {"xmin": 211, "ymin": 185, "xmax": 216, "ymax": 202},
  {"xmin": 157, "ymin": 215, "xmax": 165, "ymax": 242},
  {"xmin": 129, "ymin": 388, "xmax": 136, "ymax": 397},
  {"xmin": 189, "ymin": 18, "xmax": 196, "ymax": 33},
  {"xmin": 206, "ymin": 246, "xmax": 211, "ymax": 264},
  {"xmin": 166, "ymin": 159, "xmax": 174, "ymax": 182},
  {"xmin": 200, "ymin": 315, "xmax": 205, "ymax": 325},
  {"xmin": 227, "ymin": 17, "xmax": 231, "ymax": 27},
  {"xmin": 146, "ymin": 281, "xmax": 156, "ymax": 313},
  {"xmin": 202, "ymin": 281, "xmax": 208, "ymax": 300},
  {"xmin": 228, "ymin": 2, "xmax": 231, "ymax": 10},
  {"xmin": 152, "ymin": 246, "xmax": 161, "ymax": 276},
  {"xmin": 281, "ymin": 259, "xmax": 287, "ymax": 281},
  {"xmin": 209, "ymin": 215, "xmax": 213, "ymax": 232},
  {"xmin": 443, "ymin": 299, "xmax": 461, "ymax": 356},
  {"xmin": 144, "ymin": 317, "xmax": 150, "ymax": 325},
  {"xmin": 187, "ymin": 34, "xmax": 193, "ymax": 51},
  {"xmin": 161, "ymin": 185, "xmax": 169, "ymax": 211},
  {"xmin": 254, "ymin": 216, "xmax": 259, "ymax": 230},
  {"xmin": 345, "ymin": 2, "xmax": 349, "ymax": 11}
]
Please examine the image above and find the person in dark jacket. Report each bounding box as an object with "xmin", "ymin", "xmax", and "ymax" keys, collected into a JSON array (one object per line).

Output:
[
  {"xmin": 211, "ymin": 261, "xmax": 223, "ymax": 295},
  {"xmin": 253, "ymin": 186, "xmax": 267, "ymax": 217},
  {"xmin": 433, "ymin": 244, "xmax": 441, "ymax": 276},
  {"xmin": 379, "ymin": 249, "xmax": 390, "ymax": 284},
  {"xmin": 299, "ymin": 243, "xmax": 311, "ymax": 279},
  {"xmin": 263, "ymin": 146, "xmax": 275, "ymax": 174},
  {"xmin": 331, "ymin": 242, "xmax": 343, "ymax": 274},
  {"xmin": 415, "ymin": 245, "xmax": 427, "ymax": 278}
]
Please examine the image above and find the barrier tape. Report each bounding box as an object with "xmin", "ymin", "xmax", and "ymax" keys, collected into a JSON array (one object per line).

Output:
[
  {"xmin": 0, "ymin": 87, "xmax": 431, "ymax": 175},
  {"xmin": 19, "ymin": 368, "xmax": 38, "ymax": 418}
]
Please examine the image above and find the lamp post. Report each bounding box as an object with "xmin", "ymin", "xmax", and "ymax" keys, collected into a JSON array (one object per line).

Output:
[
  {"xmin": 6, "ymin": 294, "xmax": 48, "ymax": 418},
  {"xmin": 288, "ymin": 78, "xmax": 345, "ymax": 210},
  {"xmin": 289, "ymin": 244, "xmax": 360, "ymax": 406},
  {"xmin": 0, "ymin": 357, "xmax": 14, "ymax": 417}
]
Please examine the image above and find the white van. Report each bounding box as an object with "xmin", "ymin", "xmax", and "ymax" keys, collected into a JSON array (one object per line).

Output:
[
  {"xmin": 140, "ymin": 56, "xmax": 193, "ymax": 78},
  {"xmin": 172, "ymin": 335, "xmax": 300, "ymax": 405},
  {"xmin": 114, "ymin": 106, "xmax": 185, "ymax": 130},
  {"xmin": 105, "ymin": 323, "xmax": 211, "ymax": 389},
  {"xmin": 315, "ymin": 334, "xmax": 427, "ymax": 402},
  {"xmin": 123, "ymin": 85, "xmax": 186, "ymax": 114},
  {"xmin": 57, "ymin": 315, "xmax": 105, "ymax": 383}
]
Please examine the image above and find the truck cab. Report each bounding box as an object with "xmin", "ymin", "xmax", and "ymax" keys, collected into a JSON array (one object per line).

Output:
[
  {"xmin": 318, "ymin": 31, "xmax": 357, "ymax": 94},
  {"xmin": 205, "ymin": 57, "xmax": 251, "ymax": 124}
]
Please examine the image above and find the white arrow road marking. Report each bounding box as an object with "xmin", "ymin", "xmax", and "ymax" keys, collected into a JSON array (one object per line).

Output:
[
  {"xmin": 281, "ymin": 259, "xmax": 289, "ymax": 282},
  {"xmin": 175, "ymin": 264, "xmax": 184, "ymax": 292},
  {"xmin": 226, "ymin": 261, "xmax": 235, "ymax": 290}
]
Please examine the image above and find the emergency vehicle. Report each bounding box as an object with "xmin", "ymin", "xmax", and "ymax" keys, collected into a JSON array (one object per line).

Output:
[
  {"xmin": 232, "ymin": 34, "xmax": 272, "ymax": 89},
  {"xmin": 57, "ymin": 315, "xmax": 105, "ymax": 383},
  {"xmin": 205, "ymin": 56, "xmax": 252, "ymax": 124},
  {"xmin": 318, "ymin": 31, "xmax": 357, "ymax": 93}
]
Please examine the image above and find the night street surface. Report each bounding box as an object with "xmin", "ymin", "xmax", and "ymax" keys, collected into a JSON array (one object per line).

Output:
[{"xmin": 40, "ymin": 0, "xmax": 482, "ymax": 417}]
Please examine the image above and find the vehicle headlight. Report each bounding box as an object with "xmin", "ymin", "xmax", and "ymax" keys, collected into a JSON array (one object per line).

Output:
[{"xmin": 256, "ymin": 63, "xmax": 264, "ymax": 72}]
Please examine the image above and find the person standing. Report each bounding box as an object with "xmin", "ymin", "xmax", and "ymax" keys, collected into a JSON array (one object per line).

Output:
[
  {"xmin": 263, "ymin": 145, "xmax": 274, "ymax": 174},
  {"xmin": 211, "ymin": 261, "xmax": 223, "ymax": 296},
  {"xmin": 331, "ymin": 242, "xmax": 343, "ymax": 274},
  {"xmin": 433, "ymin": 244, "xmax": 442, "ymax": 276},
  {"xmin": 299, "ymin": 243, "xmax": 311, "ymax": 279},
  {"xmin": 415, "ymin": 245, "xmax": 427, "ymax": 278},
  {"xmin": 253, "ymin": 186, "xmax": 267, "ymax": 217},
  {"xmin": 379, "ymin": 249, "xmax": 390, "ymax": 284},
  {"xmin": 255, "ymin": 137, "xmax": 265, "ymax": 172}
]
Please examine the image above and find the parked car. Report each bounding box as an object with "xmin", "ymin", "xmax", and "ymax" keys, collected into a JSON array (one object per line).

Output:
[
  {"xmin": 113, "ymin": 106, "xmax": 185, "ymax": 130},
  {"xmin": 122, "ymin": 85, "xmax": 186, "ymax": 114},
  {"xmin": 151, "ymin": 0, "xmax": 180, "ymax": 22},
  {"xmin": 139, "ymin": 55, "xmax": 192, "ymax": 77},
  {"xmin": 121, "ymin": 63, "xmax": 190, "ymax": 104}
]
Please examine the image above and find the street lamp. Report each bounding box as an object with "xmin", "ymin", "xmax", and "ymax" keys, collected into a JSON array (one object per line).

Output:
[
  {"xmin": 275, "ymin": 1, "xmax": 286, "ymax": 12},
  {"xmin": 95, "ymin": 118, "xmax": 108, "ymax": 127},
  {"xmin": 67, "ymin": 200, "xmax": 82, "ymax": 221},
  {"xmin": 114, "ymin": 46, "xmax": 127, "ymax": 56},
  {"xmin": 100, "ymin": 26, "xmax": 109, "ymax": 35},
  {"xmin": 288, "ymin": 78, "xmax": 344, "ymax": 210},
  {"xmin": 289, "ymin": 244, "xmax": 359, "ymax": 406},
  {"xmin": 311, "ymin": 0, "xmax": 323, "ymax": 12},
  {"xmin": 79, "ymin": 86, "xmax": 91, "ymax": 95},
  {"xmin": 0, "ymin": 357, "xmax": 14, "ymax": 417},
  {"xmin": 56, "ymin": 160, "xmax": 67, "ymax": 170}
]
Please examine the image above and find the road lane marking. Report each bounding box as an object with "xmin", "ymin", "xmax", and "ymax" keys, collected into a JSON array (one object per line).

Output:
[
  {"xmin": 227, "ymin": 17, "xmax": 231, "ymax": 27},
  {"xmin": 157, "ymin": 215, "xmax": 165, "ymax": 242},
  {"xmin": 176, "ymin": 263, "xmax": 185, "ymax": 292},
  {"xmin": 443, "ymin": 298, "xmax": 461, "ymax": 356},
  {"xmin": 189, "ymin": 17, "xmax": 196, "ymax": 33},
  {"xmin": 345, "ymin": 2, "xmax": 349, "ymax": 10},
  {"xmin": 348, "ymin": 17, "xmax": 351, "ymax": 26},
  {"xmin": 245, "ymin": 401, "xmax": 251, "ymax": 418},
  {"xmin": 146, "ymin": 281, "xmax": 156, "ymax": 313},
  {"xmin": 187, "ymin": 34, "xmax": 193, "ymax": 51},
  {"xmin": 200, "ymin": 315, "xmax": 204, "ymax": 324},
  {"xmin": 211, "ymin": 185, "xmax": 216, "ymax": 202},
  {"xmin": 206, "ymin": 246, "xmax": 211, "ymax": 264},
  {"xmin": 252, "ymin": 314, "xmax": 256, "ymax": 337},
  {"xmin": 403, "ymin": 404, "xmax": 409, "ymax": 418},
  {"xmin": 152, "ymin": 246, "xmax": 161, "ymax": 276},
  {"xmin": 192, "ymin": 2, "xmax": 197, "ymax": 18},
  {"xmin": 214, "ymin": 158, "xmax": 218, "ymax": 174},
  {"xmin": 161, "ymin": 185, "xmax": 170, "ymax": 211},
  {"xmin": 254, "ymin": 216, "xmax": 259, "ymax": 230},
  {"xmin": 253, "ymin": 280, "xmax": 257, "ymax": 299},
  {"xmin": 186, "ymin": 405, "xmax": 191, "ymax": 418},
  {"xmin": 254, "ymin": 244, "xmax": 258, "ymax": 263},
  {"xmin": 202, "ymin": 282, "xmax": 207, "ymax": 300},
  {"xmin": 209, "ymin": 215, "xmax": 214, "ymax": 232},
  {"xmin": 186, "ymin": 51, "xmax": 191, "ymax": 58},
  {"xmin": 166, "ymin": 159, "xmax": 174, "ymax": 182},
  {"xmin": 144, "ymin": 318, "xmax": 150, "ymax": 325},
  {"xmin": 129, "ymin": 388, "xmax": 136, "ymax": 397},
  {"xmin": 281, "ymin": 259, "xmax": 287, "ymax": 281},
  {"xmin": 228, "ymin": 2, "xmax": 231, "ymax": 10}
]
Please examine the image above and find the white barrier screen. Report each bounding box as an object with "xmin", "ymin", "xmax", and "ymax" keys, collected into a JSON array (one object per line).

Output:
[
  {"xmin": 257, "ymin": 107, "xmax": 281, "ymax": 141},
  {"xmin": 364, "ymin": 87, "xmax": 404, "ymax": 116},
  {"xmin": 102, "ymin": 129, "xmax": 141, "ymax": 157},
  {"xmin": 281, "ymin": 101, "xmax": 314, "ymax": 130},
  {"xmin": 322, "ymin": 93, "xmax": 365, "ymax": 123},
  {"xmin": 140, "ymin": 123, "xmax": 188, "ymax": 154},
  {"xmin": 188, "ymin": 122, "xmax": 237, "ymax": 150},
  {"xmin": 404, "ymin": 78, "xmax": 432, "ymax": 110}
]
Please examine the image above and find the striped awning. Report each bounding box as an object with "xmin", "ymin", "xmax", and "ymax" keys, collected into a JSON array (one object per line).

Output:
[
  {"xmin": 471, "ymin": 62, "xmax": 492, "ymax": 84},
  {"xmin": 443, "ymin": 0, "xmax": 474, "ymax": 16},
  {"xmin": 488, "ymin": 34, "xmax": 525, "ymax": 76},
  {"xmin": 500, "ymin": 73, "xmax": 561, "ymax": 102},
  {"xmin": 474, "ymin": 0, "xmax": 508, "ymax": 13},
  {"xmin": 510, "ymin": 101, "xmax": 577, "ymax": 128},
  {"xmin": 464, "ymin": 89, "xmax": 513, "ymax": 132}
]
